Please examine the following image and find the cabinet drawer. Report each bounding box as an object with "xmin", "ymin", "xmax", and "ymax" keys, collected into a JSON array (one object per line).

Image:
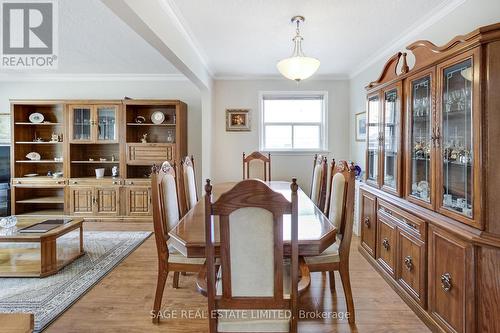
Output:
[
  {"xmin": 378, "ymin": 200, "xmax": 425, "ymax": 239},
  {"xmin": 127, "ymin": 143, "xmax": 175, "ymax": 164},
  {"xmin": 429, "ymin": 225, "xmax": 474, "ymax": 333},
  {"xmin": 376, "ymin": 215, "xmax": 397, "ymax": 277},
  {"xmin": 12, "ymin": 178, "xmax": 66, "ymax": 187},
  {"xmin": 69, "ymin": 178, "xmax": 122, "ymax": 186},
  {"xmin": 360, "ymin": 191, "xmax": 377, "ymax": 257},
  {"xmin": 124, "ymin": 179, "xmax": 151, "ymax": 186},
  {"xmin": 397, "ymin": 229, "xmax": 426, "ymax": 307}
]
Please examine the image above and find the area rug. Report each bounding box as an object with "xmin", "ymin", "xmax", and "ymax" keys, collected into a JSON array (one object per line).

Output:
[{"xmin": 0, "ymin": 231, "xmax": 151, "ymax": 332}]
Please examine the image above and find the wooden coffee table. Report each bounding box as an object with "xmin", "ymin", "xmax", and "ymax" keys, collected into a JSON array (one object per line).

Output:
[{"xmin": 0, "ymin": 218, "xmax": 84, "ymax": 277}]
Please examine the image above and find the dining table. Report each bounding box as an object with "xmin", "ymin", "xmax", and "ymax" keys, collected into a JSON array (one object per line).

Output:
[{"xmin": 168, "ymin": 181, "xmax": 337, "ymax": 257}]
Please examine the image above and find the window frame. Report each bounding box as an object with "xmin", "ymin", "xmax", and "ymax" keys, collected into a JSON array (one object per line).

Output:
[{"xmin": 259, "ymin": 91, "xmax": 329, "ymax": 154}]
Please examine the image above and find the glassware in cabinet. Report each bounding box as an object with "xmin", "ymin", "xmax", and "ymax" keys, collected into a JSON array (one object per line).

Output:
[
  {"xmin": 71, "ymin": 106, "xmax": 92, "ymax": 141},
  {"xmin": 366, "ymin": 94, "xmax": 381, "ymax": 186},
  {"xmin": 439, "ymin": 58, "xmax": 474, "ymax": 219},
  {"xmin": 408, "ymin": 74, "xmax": 433, "ymax": 204},
  {"xmin": 382, "ymin": 85, "xmax": 402, "ymax": 194},
  {"xmin": 96, "ymin": 106, "xmax": 117, "ymax": 142}
]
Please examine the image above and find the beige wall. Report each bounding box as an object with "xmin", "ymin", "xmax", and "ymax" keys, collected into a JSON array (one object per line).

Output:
[
  {"xmin": 349, "ymin": 0, "xmax": 500, "ymax": 172},
  {"xmin": 0, "ymin": 79, "xmax": 203, "ymax": 189},
  {"xmin": 213, "ymin": 79, "xmax": 350, "ymax": 193}
]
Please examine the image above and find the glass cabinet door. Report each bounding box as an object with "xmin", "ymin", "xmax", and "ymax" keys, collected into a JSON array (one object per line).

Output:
[
  {"xmin": 96, "ymin": 106, "xmax": 117, "ymax": 142},
  {"xmin": 382, "ymin": 87, "xmax": 401, "ymax": 193},
  {"xmin": 408, "ymin": 75, "xmax": 433, "ymax": 204},
  {"xmin": 439, "ymin": 58, "xmax": 474, "ymax": 219},
  {"xmin": 71, "ymin": 106, "xmax": 92, "ymax": 141},
  {"xmin": 366, "ymin": 94, "xmax": 380, "ymax": 185}
]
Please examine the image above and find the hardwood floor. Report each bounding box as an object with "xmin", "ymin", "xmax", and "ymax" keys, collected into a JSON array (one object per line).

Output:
[{"xmin": 45, "ymin": 222, "xmax": 429, "ymax": 332}]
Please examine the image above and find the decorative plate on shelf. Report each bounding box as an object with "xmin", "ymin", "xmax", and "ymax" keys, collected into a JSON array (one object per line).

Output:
[
  {"xmin": 26, "ymin": 152, "xmax": 41, "ymax": 161},
  {"xmin": 28, "ymin": 113, "xmax": 44, "ymax": 123},
  {"xmin": 151, "ymin": 111, "xmax": 165, "ymax": 124},
  {"xmin": 24, "ymin": 173, "xmax": 39, "ymax": 177}
]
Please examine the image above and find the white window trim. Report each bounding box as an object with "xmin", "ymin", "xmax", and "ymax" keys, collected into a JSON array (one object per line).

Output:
[{"xmin": 258, "ymin": 91, "xmax": 329, "ymax": 155}]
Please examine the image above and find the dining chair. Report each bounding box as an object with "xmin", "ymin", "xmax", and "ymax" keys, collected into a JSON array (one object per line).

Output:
[
  {"xmin": 150, "ymin": 161, "xmax": 205, "ymax": 324},
  {"xmin": 242, "ymin": 151, "xmax": 271, "ymax": 181},
  {"xmin": 323, "ymin": 158, "xmax": 336, "ymax": 218},
  {"xmin": 181, "ymin": 155, "xmax": 198, "ymax": 211},
  {"xmin": 204, "ymin": 178, "xmax": 303, "ymax": 333},
  {"xmin": 310, "ymin": 154, "xmax": 328, "ymax": 212},
  {"xmin": 303, "ymin": 161, "xmax": 356, "ymax": 324}
]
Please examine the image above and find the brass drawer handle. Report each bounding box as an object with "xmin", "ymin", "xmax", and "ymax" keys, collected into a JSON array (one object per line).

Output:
[
  {"xmin": 128, "ymin": 181, "xmax": 134, "ymax": 185},
  {"xmin": 363, "ymin": 217, "xmax": 370, "ymax": 228},
  {"xmin": 113, "ymin": 181, "xmax": 119, "ymax": 185},
  {"xmin": 382, "ymin": 238, "xmax": 390, "ymax": 250},
  {"xmin": 404, "ymin": 256, "xmax": 413, "ymax": 271},
  {"xmin": 440, "ymin": 273, "xmax": 452, "ymax": 292},
  {"xmin": 383, "ymin": 208, "xmax": 392, "ymax": 215},
  {"xmin": 56, "ymin": 181, "xmax": 64, "ymax": 185},
  {"xmin": 72, "ymin": 181, "xmax": 78, "ymax": 184}
]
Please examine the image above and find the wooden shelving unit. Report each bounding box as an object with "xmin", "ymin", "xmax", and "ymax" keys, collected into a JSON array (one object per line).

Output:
[{"xmin": 10, "ymin": 99, "xmax": 187, "ymax": 221}]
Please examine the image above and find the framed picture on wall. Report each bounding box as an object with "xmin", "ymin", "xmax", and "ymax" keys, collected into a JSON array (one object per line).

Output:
[
  {"xmin": 0, "ymin": 114, "xmax": 11, "ymax": 144},
  {"xmin": 226, "ymin": 109, "xmax": 251, "ymax": 132},
  {"xmin": 355, "ymin": 112, "xmax": 366, "ymax": 142}
]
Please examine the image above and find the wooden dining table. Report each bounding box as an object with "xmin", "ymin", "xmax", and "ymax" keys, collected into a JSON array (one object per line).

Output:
[{"xmin": 168, "ymin": 181, "xmax": 337, "ymax": 257}]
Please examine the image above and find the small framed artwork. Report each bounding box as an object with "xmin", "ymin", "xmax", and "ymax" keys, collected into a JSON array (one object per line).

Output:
[
  {"xmin": 0, "ymin": 114, "xmax": 11, "ymax": 144},
  {"xmin": 226, "ymin": 109, "xmax": 251, "ymax": 132},
  {"xmin": 355, "ymin": 112, "xmax": 366, "ymax": 142}
]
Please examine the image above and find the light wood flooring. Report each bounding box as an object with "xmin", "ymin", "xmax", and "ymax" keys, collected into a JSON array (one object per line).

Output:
[{"xmin": 45, "ymin": 222, "xmax": 430, "ymax": 332}]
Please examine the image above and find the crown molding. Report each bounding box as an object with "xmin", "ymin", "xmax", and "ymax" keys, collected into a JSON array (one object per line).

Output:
[
  {"xmin": 214, "ymin": 74, "xmax": 349, "ymax": 81},
  {"xmin": 0, "ymin": 73, "xmax": 188, "ymax": 82},
  {"xmin": 349, "ymin": 0, "xmax": 466, "ymax": 79},
  {"xmin": 159, "ymin": 0, "xmax": 214, "ymax": 77}
]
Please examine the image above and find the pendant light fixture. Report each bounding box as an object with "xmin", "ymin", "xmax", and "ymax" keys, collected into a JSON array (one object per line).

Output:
[{"xmin": 277, "ymin": 15, "xmax": 320, "ymax": 82}]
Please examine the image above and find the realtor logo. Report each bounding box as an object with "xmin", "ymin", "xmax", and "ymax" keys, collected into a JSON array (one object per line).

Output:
[{"xmin": 1, "ymin": 0, "xmax": 58, "ymax": 69}]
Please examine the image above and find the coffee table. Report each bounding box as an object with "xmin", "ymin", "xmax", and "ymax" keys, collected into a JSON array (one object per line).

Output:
[{"xmin": 0, "ymin": 218, "xmax": 84, "ymax": 277}]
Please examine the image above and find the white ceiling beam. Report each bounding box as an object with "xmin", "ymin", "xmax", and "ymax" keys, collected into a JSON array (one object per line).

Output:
[{"xmin": 101, "ymin": 0, "xmax": 213, "ymax": 91}]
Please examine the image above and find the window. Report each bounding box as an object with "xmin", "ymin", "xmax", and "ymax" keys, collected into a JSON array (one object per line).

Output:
[{"xmin": 260, "ymin": 92, "xmax": 327, "ymax": 152}]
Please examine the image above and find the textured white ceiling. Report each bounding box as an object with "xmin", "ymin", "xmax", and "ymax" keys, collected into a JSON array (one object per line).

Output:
[
  {"xmin": 56, "ymin": 0, "xmax": 179, "ymax": 74},
  {"xmin": 171, "ymin": 0, "xmax": 450, "ymax": 77}
]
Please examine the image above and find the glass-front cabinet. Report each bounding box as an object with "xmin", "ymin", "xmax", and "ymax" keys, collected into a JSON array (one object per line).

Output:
[
  {"xmin": 381, "ymin": 83, "xmax": 402, "ymax": 195},
  {"xmin": 70, "ymin": 106, "xmax": 92, "ymax": 142},
  {"xmin": 406, "ymin": 70, "xmax": 435, "ymax": 208},
  {"xmin": 436, "ymin": 50, "xmax": 480, "ymax": 226},
  {"xmin": 366, "ymin": 93, "xmax": 380, "ymax": 187},
  {"xmin": 96, "ymin": 106, "xmax": 117, "ymax": 142},
  {"xmin": 69, "ymin": 105, "xmax": 119, "ymax": 143},
  {"xmin": 366, "ymin": 86, "xmax": 402, "ymax": 195}
]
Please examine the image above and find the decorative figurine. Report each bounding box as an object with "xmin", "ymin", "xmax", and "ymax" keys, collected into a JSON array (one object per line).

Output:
[
  {"xmin": 135, "ymin": 116, "xmax": 146, "ymax": 124},
  {"xmin": 100, "ymin": 158, "xmax": 107, "ymax": 162},
  {"xmin": 47, "ymin": 171, "xmax": 53, "ymax": 177},
  {"xmin": 112, "ymin": 166, "xmax": 119, "ymax": 178},
  {"xmin": 50, "ymin": 133, "xmax": 59, "ymax": 142},
  {"xmin": 111, "ymin": 154, "xmax": 116, "ymax": 162},
  {"xmin": 141, "ymin": 133, "xmax": 148, "ymax": 143}
]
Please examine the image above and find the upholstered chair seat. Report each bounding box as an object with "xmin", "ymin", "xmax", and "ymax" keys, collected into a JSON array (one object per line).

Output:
[{"xmin": 303, "ymin": 235, "xmax": 341, "ymax": 265}]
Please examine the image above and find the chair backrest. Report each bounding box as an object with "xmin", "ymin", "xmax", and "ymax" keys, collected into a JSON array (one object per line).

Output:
[
  {"xmin": 242, "ymin": 151, "xmax": 271, "ymax": 181},
  {"xmin": 204, "ymin": 179, "xmax": 299, "ymax": 332},
  {"xmin": 181, "ymin": 155, "xmax": 198, "ymax": 211},
  {"xmin": 323, "ymin": 158, "xmax": 336, "ymax": 217},
  {"xmin": 326, "ymin": 161, "xmax": 356, "ymax": 258},
  {"xmin": 310, "ymin": 154, "xmax": 328, "ymax": 212},
  {"xmin": 151, "ymin": 161, "xmax": 181, "ymax": 262}
]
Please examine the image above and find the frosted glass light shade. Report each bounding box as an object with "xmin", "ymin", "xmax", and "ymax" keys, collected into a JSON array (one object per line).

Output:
[{"xmin": 277, "ymin": 56, "xmax": 320, "ymax": 81}]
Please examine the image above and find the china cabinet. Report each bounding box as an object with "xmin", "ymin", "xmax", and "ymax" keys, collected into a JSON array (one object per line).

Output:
[
  {"xmin": 360, "ymin": 23, "xmax": 500, "ymax": 333},
  {"xmin": 10, "ymin": 99, "xmax": 188, "ymax": 222}
]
